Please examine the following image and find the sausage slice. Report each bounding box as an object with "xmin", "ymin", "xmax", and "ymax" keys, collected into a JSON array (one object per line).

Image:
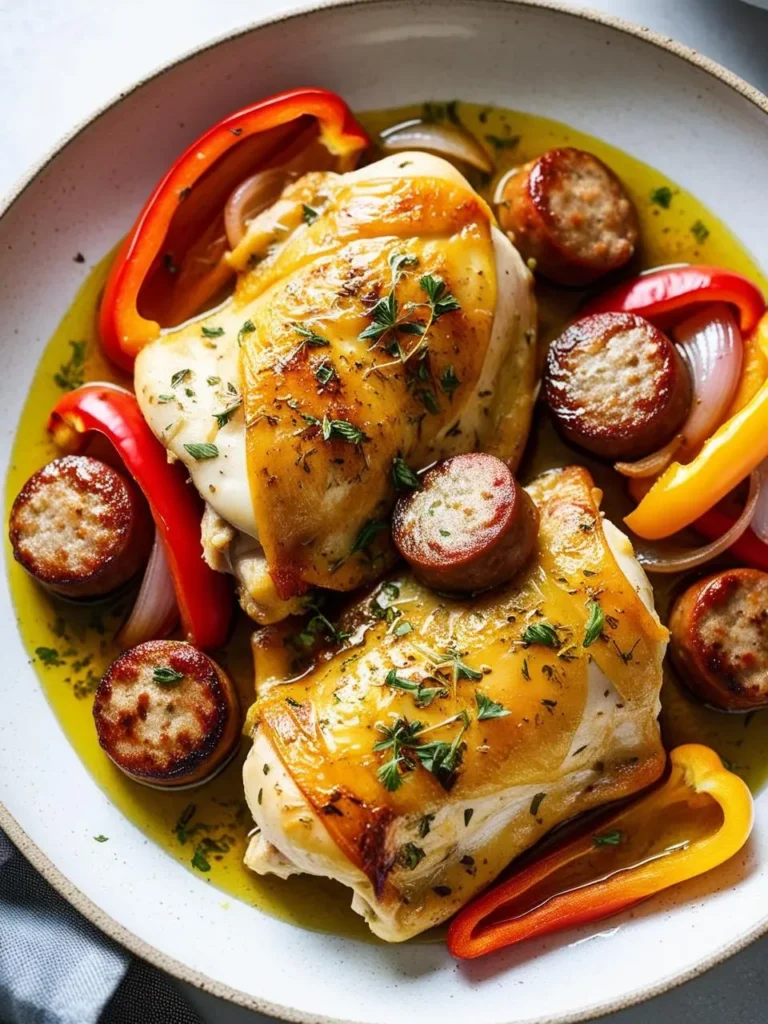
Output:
[
  {"xmin": 392, "ymin": 453, "xmax": 539, "ymax": 595},
  {"xmin": 669, "ymin": 569, "xmax": 768, "ymax": 711},
  {"xmin": 93, "ymin": 640, "xmax": 241, "ymax": 787},
  {"xmin": 9, "ymin": 455, "xmax": 152, "ymax": 599},
  {"xmin": 497, "ymin": 147, "xmax": 639, "ymax": 286},
  {"xmin": 544, "ymin": 312, "xmax": 692, "ymax": 460}
]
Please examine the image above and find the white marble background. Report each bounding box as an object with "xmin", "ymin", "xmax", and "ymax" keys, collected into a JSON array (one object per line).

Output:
[{"xmin": 2, "ymin": 0, "xmax": 768, "ymax": 1021}]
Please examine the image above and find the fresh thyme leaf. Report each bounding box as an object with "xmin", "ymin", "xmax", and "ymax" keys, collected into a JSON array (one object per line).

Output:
[
  {"xmin": 529, "ymin": 791, "xmax": 546, "ymax": 816},
  {"xmin": 152, "ymin": 666, "xmax": 185, "ymax": 686},
  {"xmin": 237, "ymin": 319, "xmax": 256, "ymax": 346},
  {"xmin": 191, "ymin": 844, "xmax": 211, "ymax": 872},
  {"xmin": 485, "ymin": 133, "xmax": 521, "ymax": 150},
  {"xmin": 418, "ymin": 813, "xmax": 435, "ymax": 838},
  {"xmin": 322, "ymin": 416, "xmax": 368, "ymax": 445},
  {"xmin": 439, "ymin": 364, "xmax": 461, "ymax": 397},
  {"xmin": 475, "ymin": 691, "xmax": 510, "ymax": 720},
  {"xmin": 54, "ymin": 340, "xmax": 87, "ymax": 391},
  {"xmin": 293, "ymin": 606, "xmax": 348, "ymax": 649},
  {"xmin": 349, "ymin": 519, "xmax": 388, "ymax": 557},
  {"xmin": 294, "ymin": 323, "xmax": 330, "ymax": 347},
  {"xmin": 594, "ymin": 829, "xmax": 624, "ymax": 847},
  {"xmin": 522, "ymin": 622, "xmax": 560, "ymax": 648},
  {"xmin": 385, "ymin": 668, "xmax": 448, "ymax": 708},
  {"xmin": 201, "ymin": 325, "xmax": 224, "ymax": 338},
  {"xmin": 183, "ymin": 442, "xmax": 219, "ymax": 460},
  {"xmin": 691, "ymin": 219, "xmax": 710, "ymax": 244},
  {"xmin": 359, "ymin": 292, "xmax": 399, "ymax": 342},
  {"xmin": 650, "ymin": 185, "xmax": 673, "ymax": 208},
  {"xmin": 173, "ymin": 804, "xmax": 196, "ymax": 844},
  {"xmin": 419, "ymin": 274, "xmax": 461, "ymax": 318},
  {"xmin": 314, "ymin": 361, "xmax": 336, "ymax": 386},
  {"xmin": 402, "ymin": 842, "xmax": 426, "ymax": 869},
  {"xmin": 157, "ymin": 394, "xmax": 175, "ymax": 404},
  {"xmin": 378, "ymin": 756, "xmax": 405, "ymax": 792},
  {"xmin": 392, "ymin": 457, "xmax": 421, "ymax": 491},
  {"xmin": 93, "ymin": 835, "xmax": 109, "ymax": 843},
  {"xmin": 416, "ymin": 734, "xmax": 467, "ymax": 790},
  {"xmin": 214, "ymin": 400, "xmax": 242, "ymax": 428},
  {"xmin": 583, "ymin": 601, "xmax": 604, "ymax": 648},
  {"xmin": 171, "ymin": 368, "xmax": 191, "ymax": 389},
  {"xmin": 302, "ymin": 203, "xmax": 319, "ymax": 224}
]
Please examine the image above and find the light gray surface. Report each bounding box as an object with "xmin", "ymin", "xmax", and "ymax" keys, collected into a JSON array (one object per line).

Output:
[{"xmin": 2, "ymin": 0, "xmax": 767, "ymax": 1022}]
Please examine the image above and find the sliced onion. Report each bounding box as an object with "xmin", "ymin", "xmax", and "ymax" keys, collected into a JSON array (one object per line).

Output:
[
  {"xmin": 224, "ymin": 168, "xmax": 293, "ymax": 249},
  {"xmin": 493, "ymin": 167, "xmax": 518, "ymax": 205},
  {"xmin": 673, "ymin": 303, "xmax": 743, "ymax": 456},
  {"xmin": 615, "ymin": 434, "xmax": 684, "ymax": 479},
  {"xmin": 380, "ymin": 119, "xmax": 494, "ymax": 174},
  {"xmin": 750, "ymin": 459, "xmax": 768, "ymax": 545},
  {"xmin": 116, "ymin": 531, "xmax": 179, "ymax": 648},
  {"xmin": 634, "ymin": 469, "xmax": 760, "ymax": 574}
]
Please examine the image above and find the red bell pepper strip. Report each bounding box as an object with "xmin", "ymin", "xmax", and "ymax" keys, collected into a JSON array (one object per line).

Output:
[
  {"xmin": 447, "ymin": 745, "xmax": 752, "ymax": 960},
  {"xmin": 581, "ymin": 266, "xmax": 765, "ymax": 334},
  {"xmin": 99, "ymin": 88, "xmax": 369, "ymax": 370},
  {"xmin": 694, "ymin": 507, "xmax": 768, "ymax": 572},
  {"xmin": 48, "ymin": 383, "xmax": 233, "ymax": 650}
]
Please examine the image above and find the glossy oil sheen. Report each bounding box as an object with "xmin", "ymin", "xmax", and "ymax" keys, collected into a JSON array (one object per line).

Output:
[{"xmin": 6, "ymin": 101, "xmax": 768, "ymax": 939}]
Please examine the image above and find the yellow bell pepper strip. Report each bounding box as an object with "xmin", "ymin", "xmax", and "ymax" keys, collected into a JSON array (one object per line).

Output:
[
  {"xmin": 726, "ymin": 310, "xmax": 768, "ymax": 419},
  {"xmin": 625, "ymin": 370, "xmax": 768, "ymax": 540},
  {"xmin": 99, "ymin": 88, "xmax": 369, "ymax": 370},
  {"xmin": 447, "ymin": 745, "xmax": 752, "ymax": 960}
]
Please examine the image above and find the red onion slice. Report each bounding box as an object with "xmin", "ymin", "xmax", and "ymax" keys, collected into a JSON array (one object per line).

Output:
[
  {"xmin": 116, "ymin": 531, "xmax": 179, "ymax": 648},
  {"xmin": 750, "ymin": 459, "xmax": 768, "ymax": 545},
  {"xmin": 615, "ymin": 434, "xmax": 684, "ymax": 479},
  {"xmin": 633, "ymin": 469, "xmax": 760, "ymax": 574},
  {"xmin": 674, "ymin": 302, "xmax": 743, "ymax": 457},
  {"xmin": 224, "ymin": 168, "xmax": 293, "ymax": 250},
  {"xmin": 380, "ymin": 119, "xmax": 494, "ymax": 174}
]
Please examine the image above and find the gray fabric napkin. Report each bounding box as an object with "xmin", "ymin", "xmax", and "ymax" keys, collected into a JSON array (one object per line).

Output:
[{"xmin": 0, "ymin": 830, "xmax": 203, "ymax": 1024}]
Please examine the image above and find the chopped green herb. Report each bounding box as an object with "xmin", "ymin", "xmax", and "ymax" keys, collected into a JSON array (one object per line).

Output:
[
  {"xmin": 294, "ymin": 323, "xmax": 330, "ymax": 348},
  {"xmin": 201, "ymin": 325, "xmax": 224, "ymax": 338},
  {"xmin": 93, "ymin": 835, "xmax": 109, "ymax": 843},
  {"xmin": 214, "ymin": 400, "xmax": 242, "ymax": 428},
  {"xmin": 594, "ymin": 829, "xmax": 624, "ymax": 847},
  {"xmin": 420, "ymin": 274, "xmax": 461, "ymax": 319},
  {"xmin": 402, "ymin": 842, "xmax": 426, "ymax": 869},
  {"xmin": 419, "ymin": 389, "xmax": 440, "ymax": 414},
  {"xmin": 385, "ymin": 668, "xmax": 448, "ymax": 708},
  {"xmin": 650, "ymin": 185, "xmax": 673, "ymax": 208},
  {"xmin": 418, "ymin": 813, "xmax": 435, "ymax": 838},
  {"xmin": 173, "ymin": 804, "xmax": 196, "ymax": 845},
  {"xmin": 322, "ymin": 416, "xmax": 368, "ymax": 445},
  {"xmin": 392, "ymin": 457, "xmax": 421, "ymax": 491},
  {"xmin": 314, "ymin": 361, "xmax": 336, "ymax": 386},
  {"xmin": 485, "ymin": 133, "xmax": 521, "ymax": 150},
  {"xmin": 237, "ymin": 319, "xmax": 256, "ymax": 346},
  {"xmin": 529, "ymin": 791, "xmax": 546, "ymax": 817},
  {"xmin": 206, "ymin": 376, "xmax": 221, "ymax": 386},
  {"xmin": 522, "ymin": 658, "xmax": 530, "ymax": 681},
  {"xmin": 302, "ymin": 203, "xmax": 319, "ymax": 224},
  {"xmin": 152, "ymin": 666, "xmax": 185, "ymax": 686},
  {"xmin": 583, "ymin": 600, "xmax": 604, "ymax": 648},
  {"xmin": 191, "ymin": 844, "xmax": 211, "ymax": 872},
  {"xmin": 475, "ymin": 691, "xmax": 510, "ymax": 720},
  {"xmin": 439, "ymin": 364, "xmax": 461, "ymax": 397},
  {"xmin": 464, "ymin": 808, "xmax": 474, "ymax": 827},
  {"xmin": 157, "ymin": 394, "xmax": 175, "ymax": 404},
  {"xmin": 35, "ymin": 646, "xmax": 63, "ymax": 667},
  {"xmin": 522, "ymin": 622, "xmax": 560, "ymax": 648},
  {"xmin": 349, "ymin": 519, "xmax": 388, "ymax": 557},
  {"xmin": 393, "ymin": 620, "xmax": 414, "ymax": 638},
  {"xmin": 171, "ymin": 368, "xmax": 191, "ymax": 389},
  {"xmin": 691, "ymin": 220, "xmax": 710, "ymax": 244},
  {"xmin": 285, "ymin": 696, "xmax": 303, "ymax": 709},
  {"xmin": 183, "ymin": 442, "xmax": 219, "ymax": 460},
  {"xmin": 54, "ymin": 340, "xmax": 87, "ymax": 391}
]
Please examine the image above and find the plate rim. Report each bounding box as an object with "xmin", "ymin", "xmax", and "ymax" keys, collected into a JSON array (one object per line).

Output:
[{"xmin": 2, "ymin": 1, "xmax": 768, "ymax": 1021}]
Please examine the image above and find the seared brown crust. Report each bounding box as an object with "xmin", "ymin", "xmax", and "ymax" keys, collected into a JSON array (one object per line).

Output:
[
  {"xmin": 93, "ymin": 640, "xmax": 241, "ymax": 786},
  {"xmin": 669, "ymin": 569, "xmax": 768, "ymax": 711},
  {"xmin": 497, "ymin": 147, "xmax": 639, "ymax": 286},
  {"xmin": 544, "ymin": 312, "xmax": 692, "ymax": 459},
  {"xmin": 9, "ymin": 455, "xmax": 152, "ymax": 598},
  {"xmin": 671, "ymin": 569, "xmax": 768, "ymax": 712},
  {"xmin": 391, "ymin": 453, "xmax": 539, "ymax": 594}
]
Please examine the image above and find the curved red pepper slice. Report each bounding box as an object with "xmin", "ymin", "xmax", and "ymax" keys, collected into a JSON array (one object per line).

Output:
[
  {"xmin": 99, "ymin": 87, "xmax": 369, "ymax": 370},
  {"xmin": 581, "ymin": 266, "xmax": 765, "ymax": 334},
  {"xmin": 48, "ymin": 384, "xmax": 233, "ymax": 650}
]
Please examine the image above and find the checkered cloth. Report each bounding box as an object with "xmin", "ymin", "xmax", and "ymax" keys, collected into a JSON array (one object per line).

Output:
[{"xmin": 0, "ymin": 830, "xmax": 203, "ymax": 1024}]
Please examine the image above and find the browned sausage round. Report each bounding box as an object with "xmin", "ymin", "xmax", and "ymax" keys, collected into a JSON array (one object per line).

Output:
[
  {"xmin": 9, "ymin": 455, "xmax": 153, "ymax": 599},
  {"xmin": 669, "ymin": 568, "xmax": 768, "ymax": 711},
  {"xmin": 93, "ymin": 640, "xmax": 241, "ymax": 787},
  {"xmin": 544, "ymin": 312, "xmax": 692, "ymax": 460},
  {"xmin": 497, "ymin": 147, "xmax": 639, "ymax": 286},
  {"xmin": 391, "ymin": 453, "xmax": 539, "ymax": 595}
]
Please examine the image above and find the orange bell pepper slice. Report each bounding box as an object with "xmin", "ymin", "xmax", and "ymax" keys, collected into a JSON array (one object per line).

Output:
[
  {"xmin": 99, "ymin": 88, "xmax": 368, "ymax": 370},
  {"xmin": 448, "ymin": 745, "xmax": 753, "ymax": 960}
]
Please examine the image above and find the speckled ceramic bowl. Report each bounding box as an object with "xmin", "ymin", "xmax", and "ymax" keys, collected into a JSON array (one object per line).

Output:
[{"xmin": 2, "ymin": 2, "xmax": 768, "ymax": 1022}]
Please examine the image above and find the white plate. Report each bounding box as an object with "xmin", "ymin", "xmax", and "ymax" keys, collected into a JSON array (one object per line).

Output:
[{"xmin": 1, "ymin": 3, "xmax": 767, "ymax": 1022}]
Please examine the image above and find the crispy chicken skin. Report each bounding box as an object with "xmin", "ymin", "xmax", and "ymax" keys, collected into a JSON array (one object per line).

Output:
[
  {"xmin": 135, "ymin": 153, "xmax": 537, "ymax": 619},
  {"xmin": 242, "ymin": 467, "xmax": 667, "ymax": 941}
]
